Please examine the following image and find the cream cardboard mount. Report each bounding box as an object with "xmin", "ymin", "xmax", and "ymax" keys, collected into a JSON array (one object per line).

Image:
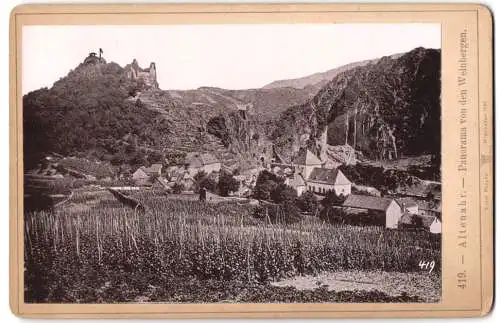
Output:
[{"xmin": 9, "ymin": 3, "xmax": 493, "ymax": 318}]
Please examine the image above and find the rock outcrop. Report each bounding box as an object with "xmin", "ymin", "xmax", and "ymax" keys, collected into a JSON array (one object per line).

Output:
[{"xmin": 271, "ymin": 47, "xmax": 441, "ymax": 162}]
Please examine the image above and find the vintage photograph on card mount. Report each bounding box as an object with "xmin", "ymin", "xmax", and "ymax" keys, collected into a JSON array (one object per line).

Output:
[
  {"xmin": 10, "ymin": 3, "xmax": 493, "ymax": 318},
  {"xmin": 22, "ymin": 22, "xmax": 443, "ymax": 304}
]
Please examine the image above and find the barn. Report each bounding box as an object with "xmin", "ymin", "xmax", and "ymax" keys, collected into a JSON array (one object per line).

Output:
[{"xmin": 343, "ymin": 194, "xmax": 402, "ymax": 229}]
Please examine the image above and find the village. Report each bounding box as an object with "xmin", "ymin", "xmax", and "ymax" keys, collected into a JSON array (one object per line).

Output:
[{"xmin": 29, "ymin": 134, "xmax": 442, "ymax": 235}]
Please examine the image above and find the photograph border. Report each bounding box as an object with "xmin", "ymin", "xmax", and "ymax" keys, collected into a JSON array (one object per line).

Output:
[{"xmin": 9, "ymin": 3, "xmax": 493, "ymax": 318}]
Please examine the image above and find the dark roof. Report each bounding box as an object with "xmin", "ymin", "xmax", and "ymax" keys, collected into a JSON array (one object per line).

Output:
[
  {"xmin": 308, "ymin": 168, "xmax": 350, "ymax": 185},
  {"xmin": 343, "ymin": 194, "xmax": 397, "ymax": 212}
]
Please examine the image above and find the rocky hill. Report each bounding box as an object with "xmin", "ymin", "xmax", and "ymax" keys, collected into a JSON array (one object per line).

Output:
[
  {"xmin": 23, "ymin": 54, "xmax": 300, "ymax": 172},
  {"xmin": 24, "ymin": 48, "xmax": 440, "ymax": 174},
  {"xmin": 23, "ymin": 56, "xmax": 172, "ymax": 171},
  {"xmin": 262, "ymin": 55, "xmax": 403, "ymax": 93},
  {"xmin": 271, "ymin": 47, "xmax": 441, "ymax": 163}
]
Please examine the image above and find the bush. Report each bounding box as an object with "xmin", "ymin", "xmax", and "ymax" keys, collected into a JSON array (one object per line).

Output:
[
  {"xmin": 319, "ymin": 206, "xmax": 346, "ymax": 224},
  {"xmin": 217, "ymin": 172, "xmax": 239, "ymax": 196},
  {"xmin": 321, "ymin": 191, "xmax": 346, "ymax": 207},
  {"xmin": 172, "ymin": 183, "xmax": 184, "ymax": 194},
  {"xmin": 270, "ymin": 183, "xmax": 297, "ymax": 205},
  {"xmin": 200, "ymin": 177, "xmax": 217, "ymax": 193},
  {"xmin": 253, "ymin": 170, "xmax": 283, "ymax": 201},
  {"xmin": 297, "ymin": 191, "xmax": 319, "ymax": 214},
  {"xmin": 193, "ymin": 170, "xmax": 217, "ymax": 193}
]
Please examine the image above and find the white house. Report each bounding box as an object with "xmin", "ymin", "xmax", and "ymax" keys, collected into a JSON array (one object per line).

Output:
[
  {"xmin": 306, "ymin": 168, "xmax": 352, "ymax": 196},
  {"xmin": 291, "ymin": 149, "xmax": 323, "ymax": 179},
  {"xmin": 132, "ymin": 167, "xmax": 150, "ymax": 186},
  {"xmin": 428, "ymin": 217, "xmax": 442, "ymax": 234},
  {"xmin": 343, "ymin": 194, "xmax": 403, "ymax": 229}
]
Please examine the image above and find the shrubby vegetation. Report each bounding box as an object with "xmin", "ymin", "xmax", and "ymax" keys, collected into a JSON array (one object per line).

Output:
[{"xmin": 23, "ymin": 62, "xmax": 171, "ymax": 170}]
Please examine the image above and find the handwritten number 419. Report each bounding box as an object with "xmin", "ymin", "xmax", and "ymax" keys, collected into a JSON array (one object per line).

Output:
[{"xmin": 419, "ymin": 260, "xmax": 435, "ymax": 273}]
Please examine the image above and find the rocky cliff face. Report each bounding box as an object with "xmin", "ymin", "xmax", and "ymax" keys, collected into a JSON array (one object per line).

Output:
[{"xmin": 271, "ymin": 47, "xmax": 441, "ymax": 162}]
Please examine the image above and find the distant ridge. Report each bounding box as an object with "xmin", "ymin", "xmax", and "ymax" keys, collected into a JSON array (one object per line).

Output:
[{"xmin": 262, "ymin": 53, "xmax": 404, "ymax": 92}]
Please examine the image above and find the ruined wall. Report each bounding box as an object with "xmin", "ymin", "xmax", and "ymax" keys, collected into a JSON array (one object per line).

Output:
[{"xmin": 125, "ymin": 60, "xmax": 158, "ymax": 89}]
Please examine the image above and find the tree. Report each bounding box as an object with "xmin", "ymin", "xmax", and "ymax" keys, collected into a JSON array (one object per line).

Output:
[
  {"xmin": 270, "ymin": 183, "xmax": 297, "ymax": 205},
  {"xmin": 319, "ymin": 206, "xmax": 346, "ymax": 224},
  {"xmin": 253, "ymin": 170, "xmax": 283, "ymax": 201},
  {"xmin": 321, "ymin": 190, "xmax": 346, "ymax": 207},
  {"xmin": 172, "ymin": 182, "xmax": 184, "ymax": 194},
  {"xmin": 193, "ymin": 170, "xmax": 208, "ymax": 183},
  {"xmin": 253, "ymin": 202, "xmax": 301, "ymax": 225},
  {"xmin": 200, "ymin": 177, "xmax": 217, "ymax": 193},
  {"xmin": 253, "ymin": 179, "xmax": 278, "ymax": 201},
  {"xmin": 193, "ymin": 170, "xmax": 209, "ymax": 193},
  {"xmin": 147, "ymin": 150, "xmax": 164, "ymax": 164},
  {"xmin": 218, "ymin": 172, "xmax": 240, "ymax": 197},
  {"xmin": 297, "ymin": 191, "xmax": 319, "ymax": 213}
]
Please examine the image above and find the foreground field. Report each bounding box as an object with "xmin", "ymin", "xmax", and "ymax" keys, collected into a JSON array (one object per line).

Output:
[{"xmin": 24, "ymin": 187, "xmax": 441, "ymax": 303}]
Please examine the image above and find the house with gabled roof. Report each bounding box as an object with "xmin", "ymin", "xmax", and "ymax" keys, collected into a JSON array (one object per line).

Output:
[
  {"xmin": 343, "ymin": 194, "xmax": 402, "ymax": 229},
  {"xmin": 132, "ymin": 163, "xmax": 163, "ymax": 186},
  {"xmin": 306, "ymin": 167, "xmax": 352, "ymax": 196}
]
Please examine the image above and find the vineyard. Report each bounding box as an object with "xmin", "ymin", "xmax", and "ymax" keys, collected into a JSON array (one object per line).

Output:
[{"xmin": 24, "ymin": 188, "xmax": 441, "ymax": 303}]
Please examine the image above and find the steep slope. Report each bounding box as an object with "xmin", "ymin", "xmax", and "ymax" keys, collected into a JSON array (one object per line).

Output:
[
  {"xmin": 23, "ymin": 59, "xmax": 171, "ymax": 170},
  {"xmin": 262, "ymin": 55, "xmax": 403, "ymax": 92},
  {"xmin": 167, "ymin": 86, "xmax": 314, "ymax": 121},
  {"xmin": 271, "ymin": 47, "xmax": 441, "ymax": 163}
]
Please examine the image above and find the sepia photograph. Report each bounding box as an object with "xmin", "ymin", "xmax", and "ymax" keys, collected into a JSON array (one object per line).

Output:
[{"xmin": 22, "ymin": 23, "xmax": 442, "ymax": 304}]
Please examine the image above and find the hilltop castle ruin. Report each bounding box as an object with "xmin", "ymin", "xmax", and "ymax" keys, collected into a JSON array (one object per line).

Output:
[{"xmin": 124, "ymin": 59, "xmax": 158, "ymax": 89}]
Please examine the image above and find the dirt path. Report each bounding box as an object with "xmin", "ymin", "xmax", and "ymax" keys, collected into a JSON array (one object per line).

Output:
[{"xmin": 271, "ymin": 270, "xmax": 440, "ymax": 303}]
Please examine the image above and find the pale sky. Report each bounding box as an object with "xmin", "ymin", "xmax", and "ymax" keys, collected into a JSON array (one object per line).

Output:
[{"xmin": 22, "ymin": 24, "xmax": 440, "ymax": 94}]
